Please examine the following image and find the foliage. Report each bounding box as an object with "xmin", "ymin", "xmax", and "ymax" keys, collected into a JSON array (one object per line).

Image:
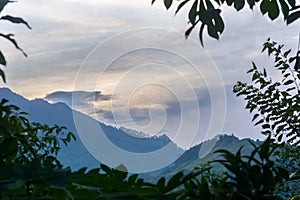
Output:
[
  {"xmin": 274, "ymin": 143, "xmax": 300, "ymax": 198},
  {"xmin": 233, "ymin": 39, "xmax": 300, "ymax": 144},
  {"xmin": 1, "ymin": 98, "xmax": 299, "ymax": 199},
  {"xmin": 151, "ymin": 0, "xmax": 300, "ymax": 46},
  {"xmin": 0, "ymin": 1, "xmax": 31, "ymax": 83},
  {"xmin": 178, "ymin": 138, "xmax": 290, "ymax": 200},
  {"xmin": 0, "ymin": 98, "xmax": 75, "ymax": 199},
  {"xmin": 233, "ymin": 40, "xmax": 300, "ymax": 199}
]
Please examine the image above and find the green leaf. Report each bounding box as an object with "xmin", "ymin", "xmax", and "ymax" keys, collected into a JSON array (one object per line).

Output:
[
  {"xmin": 287, "ymin": 0, "xmax": 295, "ymax": 7},
  {"xmin": 205, "ymin": 0, "xmax": 215, "ymax": 9},
  {"xmin": 226, "ymin": 0, "xmax": 234, "ymax": 6},
  {"xmin": 259, "ymin": 140, "xmax": 270, "ymax": 159},
  {"xmin": 262, "ymin": 124, "xmax": 270, "ymax": 129},
  {"xmin": 0, "ymin": 15, "xmax": 32, "ymax": 29},
  {"xmin": 199, "ymin": 0, "xmax": 205, "ymax": 11},
  {"xmin": 128, "ymin": 174, "xmax": 138, "ymax": 184},
  {"xmin": 234, "ymin": 0, "xmax": 245, "ymax": 11},
  {"xmin": 283, "ymin": 79, "xmax": 294, "ymax": 85},
  {"xmin": 185, "ymin": 24, "xmax": 196, "ymax": 39},
  {"xmin": 287, "ymin": 10, "xmax": 300, "ymax": 24},
  {"xmin": 157, "ymin": 177, "xmax": 166, "ymax": 190},
  {"xmin": 214, "ymin": 14, "xmax": 225, "ymax": 34},
  {"xmin": 252, "ymin": 113, "xmax": 259, "ymax": 121},
  {"xmin": 278, "ymin": 0, "xmax": 289, "ymax": 20},
  {"xmin": 199, "ymin": 23, "xmax": 205, "ymax": 47},
  {"xmin": 151, "ymin": 0, "xmax": 156, "ymax": 5},
  {"xmin": 199, "ymin": 8, "xmax": 221, "ymax": 24},
  {"xmin": 0, "ymin": 68, "xmax": 6, "ymax": 83},
  {"xmin": 263, "ymin": 68, "xmax": 267, "ymax": 77},
  {"xmin": 0, "ymin": 51, "xmax": 6, "ymax": 66},
  {"xmin": 199, "ymin": 9, "xmax": 223, "ymax": 40},
  {"xmin": 254, "ymin": 119, "xmax": 264, "ymax": 126},
  {"xmin": 207, "ymin": 22, "xmax": 219, "ymax": 39},
  {"xmin": 0, "ymin": 0, "xmax": 14, "ymax": 13},
  {"xmin": 260, "ymin": 0, "xmax": 280, "ymax": 20},
  {"xmin": 164, "ymin": 0, "xmax": 173, "ymax": 9},
  {"xmin": 175, "ymin": 0, "xmax": 190, "ymax": 14},
  {"xmin": 166, "ymin": 172, "xmax": 184, "ymax": 190},
  {"xmin": 269, "ymin": 0, "xmax": 280, "ymax": 20},
  {"xmin": 189, "ymin": 0, "xmax": 198, "ymax": 24},
  {"xmin": 101, "ymin": 164, "xmax": 112, "ymax": 174},
  {"xmin": 0, "ymin": 33, "xmax": 27, "ymax": 57},
  {"xmin": 247, "ymin": 0, "xmax": 255, "ymax": 9}
]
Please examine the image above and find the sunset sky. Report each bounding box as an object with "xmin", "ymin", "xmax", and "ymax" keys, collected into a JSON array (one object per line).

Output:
[{"xmin": 0, "ymin": 0, "xmax": 299, "ymax": 148}]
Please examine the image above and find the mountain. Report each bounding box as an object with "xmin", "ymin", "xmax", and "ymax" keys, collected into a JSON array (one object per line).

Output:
[
  {"xmin": 0, "ymin": 87, "xmax": 259, "ymax": 176},
  {"xmin": 0, "ymin": 87, "xmax": 179, "ymax": 172}
]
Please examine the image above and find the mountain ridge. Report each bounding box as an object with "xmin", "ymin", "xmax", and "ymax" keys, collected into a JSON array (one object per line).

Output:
[
  {"xmin": 0, "ymin": 87, "xmax": 260, "ymax": 176},
  {"xmin": 0, "ymin": 87, "xmax": 181, "ymax": 172}
]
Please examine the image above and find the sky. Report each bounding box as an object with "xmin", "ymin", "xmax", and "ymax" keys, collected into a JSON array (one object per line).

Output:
[{"xmin": 0, "ymin": 0, "xmax": 299, "ymax": 148}]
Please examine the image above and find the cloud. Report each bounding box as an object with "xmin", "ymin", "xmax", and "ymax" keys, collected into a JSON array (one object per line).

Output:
[{"xmin": 45, "ymin": 90, "xmax": 112, "ymax": 109}]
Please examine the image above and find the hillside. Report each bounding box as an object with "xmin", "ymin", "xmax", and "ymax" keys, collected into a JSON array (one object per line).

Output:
[{"xmin": 0, "ymin": 87, "xmax": 260, "ymax": 177}]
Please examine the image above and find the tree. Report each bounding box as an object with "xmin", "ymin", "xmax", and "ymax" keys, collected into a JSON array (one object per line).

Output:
[
  {"xmin": 152, "ymin": 0, "xmax": 300, "ymax": 46},
  {"xmin": 0, "ymin": 98, "xmax": 75, "ymax": 198},
  {"xmin": 233, "ymin": 39, "xmax": 300, "ymax": 144}
]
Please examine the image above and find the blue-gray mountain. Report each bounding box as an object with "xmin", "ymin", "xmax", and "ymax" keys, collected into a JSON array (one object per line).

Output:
[{"xmin": 0, "ymin": 87, "xmax": 259, "ymax": 176}]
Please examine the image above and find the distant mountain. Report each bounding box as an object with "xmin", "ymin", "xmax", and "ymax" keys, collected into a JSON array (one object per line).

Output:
[
  {"xmin": 0, "ymin": 87, "xmax": 178, "ymax": 171},
  {"xmin": 140, "ymin": 134, "xmax": 260, "ymax": 181},
  {"xmin": 0, "ymin": 87, "xmax": 260, "ymax": 177}
]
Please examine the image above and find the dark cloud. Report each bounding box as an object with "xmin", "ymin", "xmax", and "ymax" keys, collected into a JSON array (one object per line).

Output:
[
  {"xmin": 44, "ymin": 90, "xmax": 112, "ymax": 108},
  {"xmin": 94, "ymin": 109, "xmax": 114, "ymax": 121}
]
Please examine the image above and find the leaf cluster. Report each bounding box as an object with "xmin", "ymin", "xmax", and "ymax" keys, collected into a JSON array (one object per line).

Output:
[
  {"xmin": 0, "ymin": 99, "xmax": 76, "ymax": 199},
  {"xmin": 233, "ymin": 39, "xmax": 300, "ymax": 144},
  {"xmin": 151, "ymin": 0, "xmax": 300, "ymax": 46}
]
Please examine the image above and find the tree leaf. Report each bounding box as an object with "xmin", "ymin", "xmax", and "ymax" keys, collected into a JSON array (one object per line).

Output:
[
  {"xmin": 247, "ymin": 0, "xmax": 255, "ymax": 9},
  {"xmin": 175, "ymin": 0, "xmax": 190, "ymax": 15},
  {"xmin": 226, "ymin": 0, "xmax": 234, "ymax": 6},
  {"xmin": 214, "ymin": 14, "xmax": 225, "ymax": 34},
  {"xmin": 185, "ymin": 24, "xmax": 196, "ymax": 39},
  {"xmin": 254, "ymin": 119, "xmax": 264, "ymax": 126},
  {"xmin": 164, "ymin": 0, "xmax": 173, "ymax": 10},
  {"xmin": 234, "ymin": 0, "xmax": 245, "ymax": 11},
  {"xmin": 0, "ymin": 15, "xmax": 32, "ymax": 29},
  {"xmin": 0, "ymin": 0, "xmax": 16, "ymax": 13},
  {"xmin": 0, "ymin": 33, "xmax": 27, "ymax": 57},
  {"xmin": 199, "ymin": 8, "xmax": 221, "ymax": 24},
  {"xmin": 199, "ymin": 23, "xmax": 205, "ymax": 47},
  {"xmin": 283, "ymin": 79, "xmax": 293, "ymax": 85},
  {"xmin": 166, "ymin": 172, "xmax": 184, "ymax": 190},
  {"xmin": 268, "ymin": 0, "xmax": 280, "ymax": 20},
  {"xmin": 189, "ymin": 0, "xmax": 198, "ymax": 24},
  {"xmin": 0, "ymin": 51, "xmax": 6, "ymax": 66},
  {"xmin": 287, "ymin": 10, "xmax": 300, "ymax": 24},
  {"xmin": 0, "ymin": 68, "xmax": 6, "ymax": 83},
  {"xmin": 252, "ymin": 113, "xmax": 259, "ymax": 122},
  {"xmin": 261, "ymin": 0, "xmax": 280, "ymax": 20},
  {"xmin": 205, "ymin": 0, "xmax": 215, "ymax": 9},
  {"xmin": 278, "ymin": 0, "xmax": 289, "ymax": 20},
  {"xmin": 287, "ymin": 0, "xmax": 295, "ymax": 7},
  {"xmin": 207, "ymin": 21, "xmax": 219, "ymax": 39}
]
